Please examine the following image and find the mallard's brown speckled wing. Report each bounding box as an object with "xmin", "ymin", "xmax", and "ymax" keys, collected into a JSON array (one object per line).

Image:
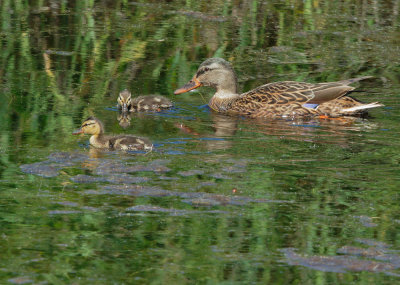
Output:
[{"xmin": 229, "ymin": 81, "xmax": 357, "ymax": 118}]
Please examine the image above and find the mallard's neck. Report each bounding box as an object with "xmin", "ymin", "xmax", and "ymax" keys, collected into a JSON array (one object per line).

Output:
[
  {"xmin": 214, "ymin": 69, "xmax": 238, "ymax": 95},
  {"xmin": 208, "ymin": 69, "xmax": 240, "ymax": 112}
]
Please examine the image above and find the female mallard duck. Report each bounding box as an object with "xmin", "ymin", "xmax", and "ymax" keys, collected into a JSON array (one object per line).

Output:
[
  {"xmin": 72, "ymin": 117, "xmax": 153, "ymax": 151},
  {"xmin": 118, "ymin": 89, "xmax": 173, "ymax": 112},
  {"xmin": 174, "ymin": 58, "xmax": 383, "ymax": 118}
]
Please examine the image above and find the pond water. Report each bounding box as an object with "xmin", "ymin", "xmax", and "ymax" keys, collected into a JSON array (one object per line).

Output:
[{"xmin": 1, "ymin": 0, "xmax": 400, "ymax": 284}]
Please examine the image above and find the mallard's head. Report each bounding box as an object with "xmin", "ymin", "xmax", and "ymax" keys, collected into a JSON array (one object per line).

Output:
[
  {"xmin": 174, "ymin": 58, "xmax": 237, "ymax": 95},
  {"xmin": 72, "ymin": 117, "xmax": 104, "ymax": 136},
  {"xmin": 118, "ymin": 89, "xmax": 132, "ymax": 112}
]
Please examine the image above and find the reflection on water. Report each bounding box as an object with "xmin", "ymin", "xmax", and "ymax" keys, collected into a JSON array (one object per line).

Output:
[
  {"xmin": 117, "ymin": 112, "xmax": 132, "ymax": 128},
  {"xmin": 1, "ymin": 0, "xmax": 400, "ymax": 284},
  {"xmin": 205, "ymin": 113, "xmax": 239, "ymax": 151},
  {"xmin": 243, "ymin": 116, "xmax": 381, "ymax": 147}
]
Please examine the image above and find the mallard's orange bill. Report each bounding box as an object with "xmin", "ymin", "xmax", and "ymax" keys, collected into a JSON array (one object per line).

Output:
[
  {"xmin": 174, "ymin": 78, "xmax": 202, "ymax": 95},
  {"xmin": 72, "ymin": 129, "xmax": 83, "ymax": 135}
]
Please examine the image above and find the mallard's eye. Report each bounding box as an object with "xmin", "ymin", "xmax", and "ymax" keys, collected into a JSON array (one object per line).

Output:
[{"xmin": 196, "ymin": 67, "xmax": 211, "ymax": 77}]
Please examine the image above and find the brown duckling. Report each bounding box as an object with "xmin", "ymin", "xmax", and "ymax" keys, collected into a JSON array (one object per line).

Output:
[
  {"xmin": 117, "ymin": 89, "xmax": 173, "ymax": 112},
  {"xmin": 72, "ymin": 117, "xmax": 153, "ymax": 151},
  {"xmin": 174, "ymin": 58, "xmax": 383, "ymax": 119}
]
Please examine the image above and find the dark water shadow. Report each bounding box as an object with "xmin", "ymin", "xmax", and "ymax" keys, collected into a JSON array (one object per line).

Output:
[{"xmin": 280, "ymin": 238, "xmax": 400, "ymax": 277}]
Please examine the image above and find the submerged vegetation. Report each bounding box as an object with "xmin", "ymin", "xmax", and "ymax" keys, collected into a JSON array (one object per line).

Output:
[{"xmin": 0, "ymin": 0, "xmax": 400, "ymax": 284}]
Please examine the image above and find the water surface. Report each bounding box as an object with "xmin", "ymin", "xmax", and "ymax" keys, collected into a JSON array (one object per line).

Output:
[{"xmin": 1, "ymin": 0, "xmax": 400, "ymax": 284}]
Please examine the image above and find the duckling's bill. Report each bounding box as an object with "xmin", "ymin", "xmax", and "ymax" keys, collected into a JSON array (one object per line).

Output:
[
  {"xmin": 121, "ymin": 104, "xmax": 129, "ymax": 113},
  {"xmin": 72, "ymin": 128, "xmax": 84, "ymax": 135},
  {"xmin": 174, "ymin": 77, "xmax": 202, "ymax": 95}
]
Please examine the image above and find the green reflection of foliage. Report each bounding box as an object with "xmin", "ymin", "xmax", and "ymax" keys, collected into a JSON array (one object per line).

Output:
[
  {"xmin": 0, "ymin": 0, "xmax": 400, "ymax": 284},
  {"xmin": 2, "ymin": 0, "xmax": 398, "ymax": 138}
]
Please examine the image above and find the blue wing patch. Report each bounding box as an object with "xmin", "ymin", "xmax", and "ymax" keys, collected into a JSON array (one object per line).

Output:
[{"xmin": 303, "ymin": 103, "xmax": 319, "ymax": 109}]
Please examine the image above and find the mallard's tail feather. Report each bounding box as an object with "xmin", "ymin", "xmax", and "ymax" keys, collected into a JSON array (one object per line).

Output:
[
  {"xmin": 341, "ymin": 102, "xmax": 383, "ymax": 113},
  {"xmin": 336, "ymin": 76, "xmax": 373, "ymax": 85}
]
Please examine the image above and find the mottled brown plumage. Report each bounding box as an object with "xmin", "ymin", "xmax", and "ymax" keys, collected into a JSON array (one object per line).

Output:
[
  {"xmin": 72, "ymin": 117, "xmax": 153, "ymax": 151},
  {"xmin": 118, "ymin": 89, "xmax": 173, "ymax": 112},
  {"xmin": 174, "ymin": 58, "xmax": 382, "ymax": 118}
]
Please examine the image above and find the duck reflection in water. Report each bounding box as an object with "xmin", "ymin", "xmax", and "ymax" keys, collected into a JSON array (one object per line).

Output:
[
  {"xmin": 205, "ymin": 113, "xmax": 239, "ymax": 151},
  {"xmin": 178, "ymin": 110, "xmax": 379, "ymax": 152},
  {"xmin": 241, "ymin": 115, "xmax": 380, "ymax": 147},
  {"xmin": 117, "ymin": 112, "xmax": 132, "ymax": 129},
  {"xmin": 174, "ymin": 111, "xmax": 239, "ymax": 152}
]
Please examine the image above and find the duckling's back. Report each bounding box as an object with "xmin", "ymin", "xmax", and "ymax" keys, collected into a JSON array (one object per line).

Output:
[
  {"xmin": 131, "ymin": 95, "xmax": 173, "ymax": 112},
  {"xmin": 109, "ymin": 135, "xmax": 153, "ymax": 151}
]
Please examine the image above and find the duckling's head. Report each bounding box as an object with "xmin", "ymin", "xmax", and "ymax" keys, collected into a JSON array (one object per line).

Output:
[
  {"xmin": 174, "ymin": 58, "xmax": 237, "ymax": 95},
  {"xmin": 118, "ymin": 89, "xmax": 132, "ymax": 112},
  {"xmin": 72, "ymin": 117, "xmax": 104, "ymax": 136}
]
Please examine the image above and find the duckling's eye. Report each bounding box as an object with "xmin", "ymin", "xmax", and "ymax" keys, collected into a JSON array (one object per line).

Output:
[{"xmin": 82, "ymin": 123, "xmax": 94, "ymax": 128}]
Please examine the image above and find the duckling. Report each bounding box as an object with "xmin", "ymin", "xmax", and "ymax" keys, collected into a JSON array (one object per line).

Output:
[
  {"xmin": 174, "ymin": 58, "xmax": 383, "ymax": 118},
  {"xmin": 72, "ymin": 117, "xmax": 153, "ymax": 151},
  {"xmin": 117, "ymin": 89, "xmax": 173, "ymax": 112}
]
